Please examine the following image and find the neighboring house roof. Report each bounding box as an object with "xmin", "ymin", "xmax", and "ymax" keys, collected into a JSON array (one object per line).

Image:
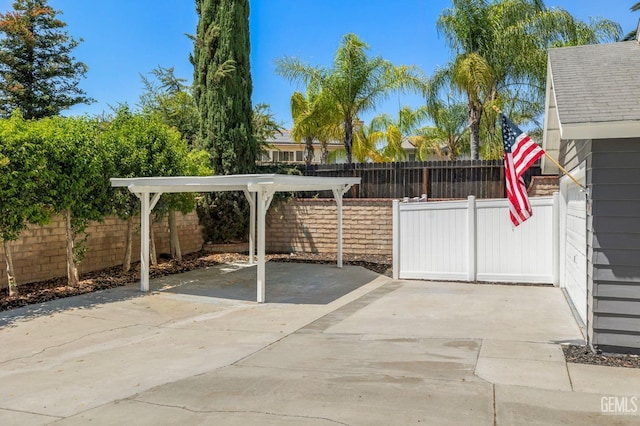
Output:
[
  {"xmin": 267, "ymin": 129, "xmax": 341, "ymax": 147},
  {"xmin": 542, "ymin": 40, "xmax": 640, "ymax": 173}
]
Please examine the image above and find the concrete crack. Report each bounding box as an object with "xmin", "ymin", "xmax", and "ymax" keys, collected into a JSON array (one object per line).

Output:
[
  {"xmin": 0, "ymin": 323, "xmax": 143, "ymax": 366},
  {"xmin": 135, "ymin": 399, "xmax": 351, "ymax": 425}
]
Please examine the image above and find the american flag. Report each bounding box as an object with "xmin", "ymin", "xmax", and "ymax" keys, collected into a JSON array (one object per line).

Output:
[{"xmin": 501, "ymin": 114, "xmax": 545, "ymax": 226}]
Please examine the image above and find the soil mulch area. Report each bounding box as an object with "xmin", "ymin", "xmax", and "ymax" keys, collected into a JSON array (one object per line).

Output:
[
  {"xmin": 0, "ymin": 251, "xmax": 391, "ymax": 312},
  {"xmin": 563, "ymin": 344, "xmax": 640, "ymax": 369}
]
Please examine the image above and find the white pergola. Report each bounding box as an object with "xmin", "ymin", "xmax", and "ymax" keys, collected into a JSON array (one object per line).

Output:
[{"xmin": 110, "ymin": 174, "xmax": 360, "ymax": 303}]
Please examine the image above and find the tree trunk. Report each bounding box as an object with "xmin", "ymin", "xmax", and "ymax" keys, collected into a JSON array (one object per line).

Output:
[
  {"xmin": 304, "ymin": 136, "xmax": 314, "ymax": 165},
  {"xmin": 344, "ymin": 117, "xmax": 353, "ymax": 164},
  {"xmin": 150, "ymin": 222, "xmax": 157, "ymax": 266},
  {"xmin": 123, "ymin": 217, "xmax": 133, "ymax": 272},
  {"xmin": 168, "ymin": 210, "xmax": 182, "ymax": 261},
  {"xmin": 3, "ymin": 240, "xmax": 18, "ymax": 297},
  {"xmin": 468, "ymin": 97, "xmax": 482, "ymax": 160},
  {"xmin": 320, "ymin": 142, "xmax": 329, "ymax": 164},
  {"xmin": 64, "ymin": 209, "xmax": 79, "ymax": 286}
]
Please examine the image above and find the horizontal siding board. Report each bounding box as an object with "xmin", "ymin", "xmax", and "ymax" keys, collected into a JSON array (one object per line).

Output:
[
  {"xmin": 559, "ymin": 139, "xmax": 590, "ymax": 173},
  {"xmin": 594, "ymin": 283, "xmax": 640, "ymax": 299},
  {"xmin": 590, "ymin": 184, "xmax": 640, "ymax": 200},
  {"xmin": 591, "ymin": 167, "xmax": 640, "ymax": 184},
  {"xmin": 595, "ymin": 315, "xmax": 640, "ymax": 333},
  {"xmin": 592, "ymin": 152, "xmax": 640, "ymax": 168},
  {"xmin": 590, "ymin": 249, "xmax": 640, "ymax": 267},
  {"xmin": 593, "ymin": 201, "xmax": 640, "ymax": 217},
  {"xmin": 592, "ymin": 233, "xmax": 640, "ymax": 250},
  {"xmin": 591, "ymin": 137, "xmax": 640, "ymax": 153},
  {"xmin": 594, "ymin": 332, "xmax": 640, "ymax": 349},
  {"xmin": 592, "ymin": 248, "xmax": 640, "ymax": 267},
  {"xmin": 592, "ymin": 216, "xmax": 640, "ymax": 233},
  {"xmin": 593, "ymin": 265, "xmax": 640, "ymax": 282},
  {"xmin": 594, "ymin": 298, "xmax": 640, "ymax": 315}
]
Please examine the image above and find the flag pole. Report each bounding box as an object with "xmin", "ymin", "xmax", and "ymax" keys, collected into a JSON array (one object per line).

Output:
[{"xmin": 491, "ymin": 105, "xmax": 586, "ymax": 190}]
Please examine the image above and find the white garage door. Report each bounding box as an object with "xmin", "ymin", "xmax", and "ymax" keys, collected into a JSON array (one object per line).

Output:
[{"xmin": 560, "ymin": 165, "xmax": 587, "ymax": 325}]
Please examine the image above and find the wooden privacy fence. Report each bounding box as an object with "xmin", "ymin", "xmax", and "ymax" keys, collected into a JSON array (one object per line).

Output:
[
  {"xmin": 392, "ymin": 195, "xmax": 559, "ymax": 284},
  {"xmin": 288, "ymin": 160, "xmax": 541, "ymax": 199}
]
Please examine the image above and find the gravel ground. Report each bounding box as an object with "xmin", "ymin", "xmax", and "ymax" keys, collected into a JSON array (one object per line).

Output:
[{"xmin": 563, "ymin": 344, "xmax": 640, "ymax": 369}]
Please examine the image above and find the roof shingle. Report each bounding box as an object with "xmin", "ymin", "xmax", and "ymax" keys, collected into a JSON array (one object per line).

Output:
[{"xmin": 548, "ymin": 41, "xmax": 640, "ymax": 125}]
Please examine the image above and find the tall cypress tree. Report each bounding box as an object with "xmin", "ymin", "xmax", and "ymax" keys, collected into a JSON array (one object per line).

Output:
[
  {"xmin": 192, "ymin": 0, "xmax": 256, "ymax": 174},
  {"xmin": 0, "ymin": 0, "xmax": 92, "ymax": 119},
  {"xmin": 192, "ymin": 0, "xmax": 257, "ymax": 242}
]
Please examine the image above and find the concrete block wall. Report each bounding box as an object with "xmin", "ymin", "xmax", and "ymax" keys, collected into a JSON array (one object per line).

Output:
[
  {"xmin": 0, "ymin": 211, "xmax": 203, "ymax": 288},
  {"xmin": 266, "ymin": 198, "xmax": 392, "ymax": 256}
]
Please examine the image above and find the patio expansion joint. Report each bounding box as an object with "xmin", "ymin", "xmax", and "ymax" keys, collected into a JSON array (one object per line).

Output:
[
  {"xmin": 296, "ymin": 280, "xmax": 403, "ymax": 334},
  {"xmin": 0, "ymin": 406, "xmax": 62, "ymax": 421},
  {"xmin": 130, "ymin": 399, "xmax": 351, "ymax": 425}
]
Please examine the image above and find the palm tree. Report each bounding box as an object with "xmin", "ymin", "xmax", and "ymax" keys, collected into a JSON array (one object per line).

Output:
[
  {"xmin": 413, "ymin": 100, "xmax": 469, "ymax": 160},
  {"xmin": 290, "ymin": 90, "xmax": 341, "ymax": 165},
  {"xmin": 276, "ymin": 33, "xmax": 426, "ymax": 164},
  {"xmin": 370, "ymin": 106, "xmax": 430, "ymax": 161},
  {"xmin": 432, "ymin": 0, "xmax": 621, "ymax": 159},
  {"xmin": 623, "ymin": 2, "xmax": 640, "ymax": 40}
]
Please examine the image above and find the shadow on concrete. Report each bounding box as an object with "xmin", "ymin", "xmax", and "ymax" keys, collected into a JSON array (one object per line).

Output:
[
  {"xmin": 0, "ymin": 262, "xmax": 382, "ymax": 328},
  {"xmin": 152, "ymin": 262, "xmax": 382, "ymax": 304},
  {"xmin": 0, "ymin": 285, "xmax": 146, "ymax": 328}
]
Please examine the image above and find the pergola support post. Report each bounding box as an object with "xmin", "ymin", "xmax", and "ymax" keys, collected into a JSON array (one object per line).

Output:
[
  {"xmin": 138, "ymin": 192, "xmax": 162, "ymax": 292},
  {"xmin": 256, "ymin": 188, "xmax": 275, "ymax": 303},
  {"xmin": 332, "ymin": 185, "xmax": 352, "ymax": 269},
  {"xmin": 140, "ymin": 192, "xmax": 150, "ymax": 292},
  {"xmin": 243, "ymin": 190, "xmax": 256, "ymax": 264}
]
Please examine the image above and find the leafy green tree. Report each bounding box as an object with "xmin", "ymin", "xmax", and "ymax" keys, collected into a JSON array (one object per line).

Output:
[
  {"xmin": 276, "ymin": 33, "xmax": 426, "ymax": 164},
  {"xmin": 191, "ymin": 0, "xmax": 255, "ymax": 172},
  {"xmin": 139, "ymin": 66, "xmax": 199, "ymax": 147},
  {"xmin": 38, "ymin": 116, "xmax": 111, "ymax": 286},
  {"xmin": 0, "ymin": 0, "xmax": 92, "ymax": 119},
  {"xmin": 191, "ymin": 0, "xmax": 257, "ymax": 243},
  {"xmin": 0, "ymin": 111, "xmax": 49, "ymax": 295},
  {"xmin": 105, "ymin": 107, "xmax": 211, "ymax": 270},
  {"xmin": 432, "ymin": 0, "xmax": 621, "ymax": 159}
]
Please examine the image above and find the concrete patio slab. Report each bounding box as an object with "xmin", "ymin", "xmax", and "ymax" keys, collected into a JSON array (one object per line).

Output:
[
  {"xmin": 475, "ymin": 357, "xmax": 572, "ymax": 391},
  {"xmin": 1, "ymin": 261, "xmax": 639, "ymax": 424},
  {"xmin": 480, "ymin": 339, "xmax": 566, "ymax": 362},
  {"xmin": 99, "ymin": 365, "xmax": 494, "ymax": 426},
  {"xmin": 568, "ymin": 363, "xmax": 640, "ymax": 397},
  {"xmin": 495, "ymin": 384, "xmax": 640, "ymax": 426},
  {"xmin": 239, "ymin": 333, "xmax": 483, "ymax": 382},
  {"xmin": 324, "ymin": 281, "xmax": 583, "ymax": 343}
]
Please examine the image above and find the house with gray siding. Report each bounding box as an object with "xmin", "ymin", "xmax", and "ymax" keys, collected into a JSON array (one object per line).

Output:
[{"xmin": 542, "ymin": 38, "xmax": 640, "ymax": 353}]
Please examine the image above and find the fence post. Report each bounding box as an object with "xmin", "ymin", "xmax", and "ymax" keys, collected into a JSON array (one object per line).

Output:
[
  {"xmin": 392, "ymin": 199, "xmax": 400, "ymax": 280},
  {"xmin": 467, "ymin": 195, "xmax": 477, "ymax": 282},
  {"xmin": 552, "ymin": 191, "xmax": 560, "ymax": 286}
]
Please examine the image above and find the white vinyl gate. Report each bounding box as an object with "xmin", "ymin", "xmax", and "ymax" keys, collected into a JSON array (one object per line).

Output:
[
  {"xmin": 560, "ymin": 165, "xmax": 587, "ymax": 325},
  {"xmin": 393, "ymin": 196, "xmax": 558, "ymax": 284}
]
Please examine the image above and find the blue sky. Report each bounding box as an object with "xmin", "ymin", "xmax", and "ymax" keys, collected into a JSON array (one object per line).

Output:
[{"xmin": 0, "ymin": 0, "xmax": 638, "ymax": 127}]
